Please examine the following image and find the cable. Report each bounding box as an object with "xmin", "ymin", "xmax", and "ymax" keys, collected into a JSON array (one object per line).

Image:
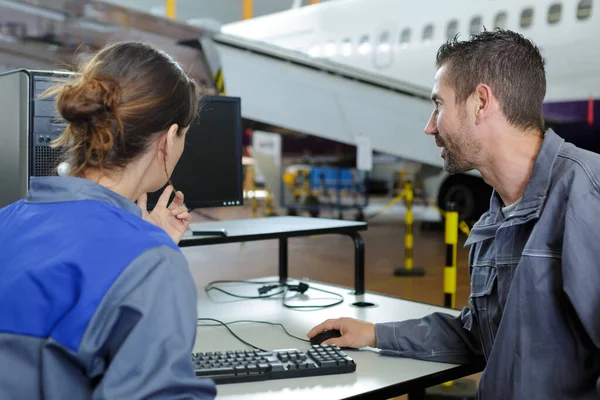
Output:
[
  {"xmin": 204, "ymin": 279, "xmax": 345, "ymax": 310},
  {"xmin": 205, "ymin": 279, "xmax": 286, "ymax": 299},
  {"xmin": 207, "ymin": 285, "xmax": 286, "ymax": 299},
  {"xmin": 196, "ymin": 318, "xmax": 267, "ymax": 351},
  {"xmin": 206, "ymin": 279, "xmax": 284, "ymax": 286},
  {"xmin": 282, "ymin": 286, "xmax": 344, "ymax": 310},
  {"xmin": 197, "ymin": 318, "xmax": 310, "ymax": 345}
]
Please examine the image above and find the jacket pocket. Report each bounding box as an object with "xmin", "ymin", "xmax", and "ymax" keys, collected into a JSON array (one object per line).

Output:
[{"xmin": 469, "ymin": 266, "xmax": 498, "ymax": 360}]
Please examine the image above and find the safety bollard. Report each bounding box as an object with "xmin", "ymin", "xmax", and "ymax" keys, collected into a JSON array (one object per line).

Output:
[
  {"xmin": 440, "ymin": 201, "xmax": 459, "ymax": 389},
  {"xmin": 250, "ymin": 167, "xmax": 258, "ymax": 218},
  {"xmin": 264, "ymin": 190, "xmax": 277, "ymax": 217},
  {"xmin": 394, "ymin": 179, "xmax": 425, "ymax": 277},
  {"xmin": 427, "ymin": 201, "xmax": 477, "ymax": 399},
  {"xmin": 444, "ymin": 201, "xmax": 458, "ymax": 309}
]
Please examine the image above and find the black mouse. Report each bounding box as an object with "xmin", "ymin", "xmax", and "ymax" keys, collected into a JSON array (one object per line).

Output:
[{"xmin": 310, "ymin": 329, "xmax": 342, "ymax": 345}]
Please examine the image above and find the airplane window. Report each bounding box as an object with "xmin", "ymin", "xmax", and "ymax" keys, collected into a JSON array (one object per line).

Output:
[
  {"xmin": 547, "ymin": 3, "xmax": 562, "ymax": 24},
  {"xmin": 520, "ymin": 7, "xmax": 534, "ymax": 28},
  {"xmin": 377, "ymin": 31, "xmax": 391, "ymax": 52},
  {"xmin": 577, "ymin": 0, "xmax": 592, "ymax": 20},
  {"xmin": 399, "ymin": 28, "xmax": 411, "ymax": 44},
  {"xmin": 341, "ymin": 38, "xmax": 352, "ymax": 56},
  {"xmin": 470, "ymin": 16, "xmax": 483, "ymax": 34},
  {"xmin": 494, "ymin": 12, "xmax": 508, "ymax": 29},
  {"xmin": 446, "ymin": 20, "xmax": 459, "ymax": 39},
  {"xmin": 307, "ymin": 44, "xmax": 320, "ymax": 57},
  {"xmin": 358, "ymin": 35, "xmax": 371, "ymax": 54},
  {"xmin": 423, "ymin": 24, "xmax": 434, "ymax": 41},
  {"xmin": 323, "ymin": 41, "xmax": 336, "ymax": 57}
]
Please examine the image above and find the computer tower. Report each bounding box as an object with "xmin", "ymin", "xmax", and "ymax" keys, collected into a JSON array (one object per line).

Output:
[{"xmin": 0, "ymin": 69, "xmax": 73, "ymax": 208}]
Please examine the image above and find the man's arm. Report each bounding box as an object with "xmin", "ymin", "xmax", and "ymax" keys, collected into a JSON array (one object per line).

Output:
[
  {"xmin": 562, "ymin": 188, "xmax": 600, "ymax": 393},
  {"xmin": 307, "ymin": 307, "xmax": 484, "ymax": 365},
  {"xmin": 375, "ymin": 240, "xmax": 483, "ymax": 365},
  {"xmin": 79, "ymin": 245, "xmax": 216, "ymax": 400},
  {"xmin": 375, "ymin": 306, "xmax": 484, "ymax": 365},
  {"xmin": 309, "ymin": 247, "xmax": 484, "ymax": 366}
]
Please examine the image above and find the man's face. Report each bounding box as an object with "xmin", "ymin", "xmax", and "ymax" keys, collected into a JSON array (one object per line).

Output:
[{"xmin": 424, "ymin": 65, "xmax": 481, "ymax": 174}]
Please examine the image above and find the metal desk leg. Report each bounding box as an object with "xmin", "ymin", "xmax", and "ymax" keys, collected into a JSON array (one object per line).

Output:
[
  {"xmin": 279, "ymin": 238, "xmax": 288, "ymax": 283},
  {"xmin": 347, "ymin": 232, "xmax": 365, "ymax": 295},
  {"xmin": 408, "ymin": 389, "xmax": 426, "ymax": 400}
]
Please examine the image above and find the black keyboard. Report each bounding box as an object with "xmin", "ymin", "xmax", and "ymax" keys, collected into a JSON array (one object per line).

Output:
[{"xmin": 192, "ymin": 344, "xmax": 356, "ymax": 384}]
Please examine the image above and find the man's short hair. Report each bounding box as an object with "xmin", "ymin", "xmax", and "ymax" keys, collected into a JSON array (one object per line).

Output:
[{"xmin": 436, "ymin": 28, "xmax": 546, "ymax": 133}]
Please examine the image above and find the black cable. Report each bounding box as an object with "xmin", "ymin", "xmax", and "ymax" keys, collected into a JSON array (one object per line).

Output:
[
  {"xmin": 197, "ymin": 319, "xmax": 310, "ymax": 344},
  {"xmin": 196, "ymin": 318, "xmax": 267, "ymax": 351},
  {"xmin": 204, "ymin": 279, "xmax": 344, "ymax": 310},
  {"xmin": 206, "ymin": 279, "xmax": 283, "ymax": 287},
  {"xmin": 207, "ymin": 286, "xmax": 286, "ymax": 299},
  {"xmin": 206, "ymin": 279, "xmax": 278, "ymax": 284},
  {"xmin": 205, "ymin": 280, "xmax": 286, "ymax": 299},
  {"xmin": 282, "ymin": 286, "xmax": 344, "ymax": 310}
]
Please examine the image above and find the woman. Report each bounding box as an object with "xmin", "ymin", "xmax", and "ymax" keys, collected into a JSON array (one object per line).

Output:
[{"xmin": 0, "ymin": 42, "xmax": 217, "ymax": 399}]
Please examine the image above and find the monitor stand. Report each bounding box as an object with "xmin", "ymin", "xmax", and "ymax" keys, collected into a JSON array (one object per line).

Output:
[{"xmin": 192, "ymin": 229, "xmax": 228, "ymax": 237}]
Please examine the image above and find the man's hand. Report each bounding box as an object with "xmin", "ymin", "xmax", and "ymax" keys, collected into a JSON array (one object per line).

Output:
[
  {"xmin": 307, "ymin": 317, "xmax": 377, "ymax": 349},
  {"xmin": 137, "ymin": 185, "xmax": 191, "ymax": 244}
]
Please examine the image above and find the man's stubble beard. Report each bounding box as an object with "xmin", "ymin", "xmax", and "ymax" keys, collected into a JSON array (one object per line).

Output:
[{"xmin": 441, "ymin": 109, "xmax": 481, "ymax": 174}]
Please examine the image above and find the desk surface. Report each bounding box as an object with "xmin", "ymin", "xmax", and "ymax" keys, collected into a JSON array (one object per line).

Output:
[
  {"xmin": 180, "ymin": 216, "xmax": 367, "ymax": 246},
  {"xmin": 194, "ymin": 277, "xmax": 478, "ymax": 399}
]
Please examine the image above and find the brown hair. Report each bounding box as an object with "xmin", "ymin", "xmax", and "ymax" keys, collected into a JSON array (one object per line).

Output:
[
  {"xmin": 43, "ymin": 41, "xmax": 201, "ymax": 177},
  {"xmin": 436, "ymin": 28, "xmax": 546, "ymax": 133}
]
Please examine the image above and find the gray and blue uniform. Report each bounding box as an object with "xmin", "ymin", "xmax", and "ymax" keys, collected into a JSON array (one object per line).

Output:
[
  {"xmin": 376, "ymin": 129, "xmax": 600, "ymax": 399},
  {"xmin": 0, "ymin": 176, "xmax": 216, "ymax": 399}
]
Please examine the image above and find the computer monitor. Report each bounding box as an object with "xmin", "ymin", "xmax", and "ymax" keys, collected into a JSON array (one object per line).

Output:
[{"xmin": 146, "ymin": 95, "xmax": 243, "ymax": 211}]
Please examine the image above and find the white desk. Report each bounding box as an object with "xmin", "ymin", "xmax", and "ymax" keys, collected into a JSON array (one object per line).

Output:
[
  {"xmin": 181, "ymin": 216, "xmax": 367, "ymax": 295},
  {"xmin": 194, "ymin": 277, "xmax": 480, "ymax": 400}
]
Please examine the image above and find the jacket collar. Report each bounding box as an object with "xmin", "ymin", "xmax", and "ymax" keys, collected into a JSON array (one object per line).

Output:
[
  {"xmin": 25, "ymin": 176, "xmax": 142, "ymax": 218},
  {"xmin": 464, "ymin": 128, "xmax": 564, "ymax": 246}
]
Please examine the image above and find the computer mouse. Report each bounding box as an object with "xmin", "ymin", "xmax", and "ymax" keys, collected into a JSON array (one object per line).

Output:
[{"xmin": 310, "ymin": 329, "xmax": 342, "ymax": 345}]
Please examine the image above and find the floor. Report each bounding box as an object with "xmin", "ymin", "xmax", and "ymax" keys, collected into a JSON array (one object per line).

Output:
[{"xmin": 182, "ymin": 199, "xmax": 479, "ymax": 399}]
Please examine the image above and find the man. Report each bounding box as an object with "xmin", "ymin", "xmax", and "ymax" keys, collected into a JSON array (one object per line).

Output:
[{"xmin": 307, "ymin": 29, "xmax": 600, "ymax": 399}]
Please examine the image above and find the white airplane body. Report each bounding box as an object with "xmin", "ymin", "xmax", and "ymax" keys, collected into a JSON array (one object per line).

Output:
[
  {"xmin": 222, "ymin": 0, "xmax": 598, "ymax": 117},
  {"xmin": 218, "ymin": 0, "xmax": 598, "ymax": 219}
]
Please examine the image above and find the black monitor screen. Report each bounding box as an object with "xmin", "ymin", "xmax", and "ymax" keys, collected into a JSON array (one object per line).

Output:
[{"xmin": 147, "ymin": 95, "xmax": 243, "ymax": 210}]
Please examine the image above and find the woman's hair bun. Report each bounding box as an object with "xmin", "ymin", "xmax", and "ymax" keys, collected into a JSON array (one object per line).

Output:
[
  {"xmin": 57, "ymin": 76, "xmax": 122, "ymax": 124},
  {"xmin": 53, "ymin": 74, "xmax": 125, "ymax": 170},
  {"xmin": 43, "ymin": 41, "xmax": 201, "ymax": 178}
]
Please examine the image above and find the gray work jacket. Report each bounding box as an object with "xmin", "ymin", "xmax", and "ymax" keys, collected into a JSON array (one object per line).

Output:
[
  {"xmin": 0, "ymin": 176, "xmax": 216, "ymax": 399},
  {"xmin": 375, "ymin": 129, "xmax": 600, "ymax": 399}
]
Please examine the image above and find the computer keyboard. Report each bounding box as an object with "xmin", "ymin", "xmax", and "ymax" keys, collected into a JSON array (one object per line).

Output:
[{"xmin": 192, "ymin": 344, "xmax": 356, "ymax": 384}]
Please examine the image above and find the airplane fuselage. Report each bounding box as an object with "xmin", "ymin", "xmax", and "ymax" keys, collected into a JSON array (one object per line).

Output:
[{"xmin": 222, "ymin": 0, "xmax": 599, "ymax": 123}]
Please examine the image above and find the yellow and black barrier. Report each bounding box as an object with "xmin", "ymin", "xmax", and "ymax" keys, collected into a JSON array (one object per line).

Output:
[
  {"xmin": 438, "ymin": 202, "xmax": 462, "ymax": 392},
  {"xmin": 365, "ymin": 191, "xmax": 405, "ymax": 221},
  {"xmin": 444, "ymin": 202, "xmax": 458, "ymax": 308},
  {"xmin": 244, "ymin": 164, "xmax": 258, "ymax": 217},
  {"xmin": 437, "ymin": 206, "xmax": 472, "ymax": 237},
  {"xmin": 437, "ymin": 202, "xmax": 476, "ymax": 397},
  {"xmin": 213, "ymin": 68, "xmax": 226, "ymax": 95},
  {"xmin": 264, "ymin": 190, "xmax": 277, "ymax": 217},
  {"xmin": 394, "ymin": 179, "xmax": 425, "ymax": 277},
  {"xmin": 459, "ymin": 220, "xmax": 471, "ymax": 236}
]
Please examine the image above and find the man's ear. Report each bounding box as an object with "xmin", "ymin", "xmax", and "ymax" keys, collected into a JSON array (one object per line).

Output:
[{"xmin": 474, "ymin": 83, "xmax": 492, "ymax": 124}]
